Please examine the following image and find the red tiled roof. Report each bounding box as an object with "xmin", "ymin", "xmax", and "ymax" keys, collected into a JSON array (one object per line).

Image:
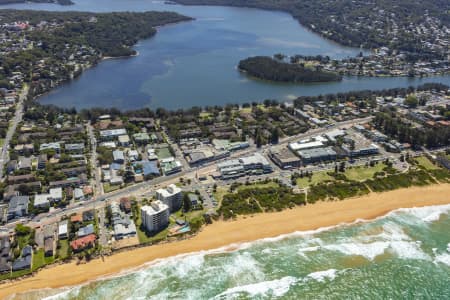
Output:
[
  {"xmin": 70, "ymin": 214, "xmax": 82, "ymax": 223},
  {"xmin": 70, "ymin": 234, "xmax": 96, "ymax": 251}
]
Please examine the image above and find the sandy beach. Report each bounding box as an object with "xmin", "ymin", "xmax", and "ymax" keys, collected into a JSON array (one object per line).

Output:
[{"xmin": 1, "ymin": 184, "xmax": 450, "ymax": 299}]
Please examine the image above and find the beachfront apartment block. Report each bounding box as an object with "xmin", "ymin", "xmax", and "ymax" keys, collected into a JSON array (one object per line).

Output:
[
  {"xmin": 141, "ymin": 201, "xmax": 170, "ymax": 233},
  {"xmin": 155, "ymin": 184, "xmax": 182, "ymax": 213}
]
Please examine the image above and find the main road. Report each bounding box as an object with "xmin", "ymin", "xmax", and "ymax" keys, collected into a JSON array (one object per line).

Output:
[
  {"xmin": 2, "ymin": 116, "xmax": 374, "ymax": 231},
  {"xmin": 0, "ymin": 85, "xmax": 29, "ymax": 180}
]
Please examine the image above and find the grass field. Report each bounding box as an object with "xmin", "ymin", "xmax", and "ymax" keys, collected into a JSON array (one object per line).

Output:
[
  {"xmin": 156, "ymin": 147, "xmax": 172, "ymax": 160},
  {"xmin": 415, "ymin": 156, "xmax": 440, "ymax": 170},
  {"xmin": 297, "ymin": 171, "xmax": 334, "ymax": 188},
  {"xmin": 344, "ymin": 163, "xmax": 386, "ymax": 181}
]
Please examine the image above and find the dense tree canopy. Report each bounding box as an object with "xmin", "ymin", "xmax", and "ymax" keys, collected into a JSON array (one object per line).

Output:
[{"xmin": 238, "ymin": 56, "xmax": 342, "ymax": 83}]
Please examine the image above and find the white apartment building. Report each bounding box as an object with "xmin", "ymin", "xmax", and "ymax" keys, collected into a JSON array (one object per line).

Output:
[
  {"xmin": 141, "ymin": 201, "xmax": 170, "ymax": 233},
  {"xmin": 155, "ymin": 184, "xmax": 182, "ymax": 213}
]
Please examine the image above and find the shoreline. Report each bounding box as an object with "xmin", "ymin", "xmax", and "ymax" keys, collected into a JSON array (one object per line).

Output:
[
  {"xmin": 1, "ymin": 184, "xmax": 450, "ymax": 299},
  {"xmin": 102, "ymin": 51, "xmax": 140, "ymax": 61}
]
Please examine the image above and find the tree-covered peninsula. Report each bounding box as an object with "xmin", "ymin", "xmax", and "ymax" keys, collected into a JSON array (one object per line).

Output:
[
  {"xmin": 238, "ymin": 56, "xmax": 342, "ymax": 83},
  {"xmin": 0, "ymin": 10, "xmax": 192, "ymax": 97}
]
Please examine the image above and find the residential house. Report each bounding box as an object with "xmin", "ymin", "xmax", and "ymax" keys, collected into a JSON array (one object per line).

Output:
[
  {"xmin": 118, "ymin": 135, "xmax": 130, "ymax": 147},
  {"xmin": 70, "ymin": 234, "xmax": 96, "ymax": 252},
  {"xmin": 77, "ymin": 224, "xmax": 94, "ymax": 237},
  {"xmin": 7, "ymin": 196, "xmax": 29, "ymax": 221},
  {"xmin": 12, "ymin": 245, "xmax": 32, "ymax": 271},
  {"xmin": 65, "ymin": 143, "xmax": 84, "ymax": 154},
  {"xmin": 113, "ymin": 150, "xmax": 125, "ymax": 164},
  {"xmin": 37, "ymin": 154, "xmax": 47, "ymax": 170},
  {"xmin": 18, "ymin": 156, "xmax": 31, "ymax": 171},
  {"xmin": 58, "ymin": 220, "xmax": 68, "ymax": 239}
]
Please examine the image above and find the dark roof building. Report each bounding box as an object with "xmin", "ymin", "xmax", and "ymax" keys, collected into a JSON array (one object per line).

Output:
[
  {"xmin": 12, "ymin": 245, "xmax": 32, "ymax": 271},
  {"xmin": 7, "ymin": 196, "xmax": 29, "ymax": 221}
]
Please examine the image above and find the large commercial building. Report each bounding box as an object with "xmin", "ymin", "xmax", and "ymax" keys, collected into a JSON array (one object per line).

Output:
[
  {"xmin": 298, "ymin": 147, "xmax": 337, "ymax": 164},
  {"xmin": 141, "ymin": 201, "xmax": 170, "ymax": 233},
  {"xmin": 217, "ymin": 153, "xmax": 272, "ymax": 179},
  {"xmin": 156, "ymin": 184, "xmax": 182, "ymax": 213},
  {"xmin": 269, "ymin": 147, "xmax": 302, "ymax": 169},
  {"xmin": 288, "ymin": 136, "xmax": 328, "ymax": 152},
  {"xmin": 343, "ymin": 143, "xmax": 379, "ymax": 158}
]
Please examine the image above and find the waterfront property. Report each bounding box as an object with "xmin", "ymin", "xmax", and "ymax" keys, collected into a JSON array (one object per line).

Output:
[
  {"xmin": 70, "ymin": 234, "xmax": 96, "ymax": 252},
  {"xmin": 156, "ymin": 184, "xmax": 182, "ymax": 213},
  {"xmin": 141, "ymin": 201, "xmax": 170, "ymax": 233}
]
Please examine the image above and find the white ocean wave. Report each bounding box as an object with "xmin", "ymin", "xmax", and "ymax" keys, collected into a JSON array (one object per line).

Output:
[
  {"xmin": 41, "ymin": 286, "xmax": 82, "ymax": 300},
  {"xmin": 298, "ymin": 246, "xmax": 321, "ymax": 254},
  {"xmin": 21, "ymin": 203, "xmax": 450, "ymax": 299},
  {"xmin": 213, "ymin": 276, "xmax": 298, "ymax": 299},
  {"xmin": 306, "ymin": 269, "xmax": 338, "ymax": 282},
  {"xmin": 322, "ymin": 222, "xmax": 431, "ymax": 261},
  {"xmin": 390, "ymin": 204, "xmax": 450, "ymax": 223},
  {"xmin": 434, "ymin": 253, "xmax": 450, "ymax": 266},
  {"xmin": 324, "ymin": 241, "xmax": 390, "ymax": 260},
  {"xmin": 389, "ymin": 241, "xmax": 431, "ymax": 260}
]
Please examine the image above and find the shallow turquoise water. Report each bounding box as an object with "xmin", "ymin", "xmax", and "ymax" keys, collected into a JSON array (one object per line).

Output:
[{"xmin": 14, "ymin": 204, "xmax": 450, "ymax": 300}]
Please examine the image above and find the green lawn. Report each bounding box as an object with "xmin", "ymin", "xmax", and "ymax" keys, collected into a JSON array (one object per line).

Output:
[
  {"xmin": 213, "ymin": 186, "xmax": 229, "ymax": 205},
  {"xmin": 156, "ymin": 147, "xmax": 172, "ymax": 159},
  {"xmin": 57, "ymin": 239, "xmax": 70, "ymax": 260},
  {"xmin": 137, "ymin": 226, "xmax": 169, "ymax": 245},
  {"xmin": 32, "ymin": 249, "xmax": 54, "ymax": 272},
  {"xmin": 344, "ymin": 163, "xmax": 386, "ymax": 181},
  {"xmin": 237, "ymin": 182, "xmax": 278, "ymax": 191},
  {"xmin": 214, "ymin": 182, "xmax": 279, "ymax": 204},
  {"xmin": 103, "ymin": 183, "xmax": 121, "ymax": 193},
  {"xmin": 199, "ymin": 112, "xmax": 212, "ymax": 119},
  {"xmin": 415, "ymin": 156, "xmax": 440, "ymax": 170},
  {"xmin": 174, "ymin": 209, "xmax": 205, "ymax": 221},
  {"xmin": 297, "ymin": 171, "xmax": 334, "ymax": 188},
  {"xmin": 0, "ymin": 269, "xmax": 31, "ymax": 281}
]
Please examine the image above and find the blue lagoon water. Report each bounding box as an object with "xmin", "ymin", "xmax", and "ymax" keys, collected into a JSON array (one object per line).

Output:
[
  {"xmin": 12, "ymin": 204, "xmax": 450, "ymax": 299},
  {"xmin": 3, "ymin": 0, "xmax": 450, "ymax": 110}
]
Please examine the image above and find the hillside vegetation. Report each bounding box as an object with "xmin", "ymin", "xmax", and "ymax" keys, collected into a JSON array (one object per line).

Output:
[{"xmin": 176, "ymin": 0, "xmax": 450, "ymax": 59}]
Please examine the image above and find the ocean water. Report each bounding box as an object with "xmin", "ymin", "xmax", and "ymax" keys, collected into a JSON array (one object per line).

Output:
[{"xmin": 13, "ymin": 204, "xmax": 450, "ymax": 300}]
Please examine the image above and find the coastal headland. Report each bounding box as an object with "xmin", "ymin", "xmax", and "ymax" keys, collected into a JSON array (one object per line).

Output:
[{"xmin": 1, "ymin": 184, "xmax": 449, "ymax": 299}]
